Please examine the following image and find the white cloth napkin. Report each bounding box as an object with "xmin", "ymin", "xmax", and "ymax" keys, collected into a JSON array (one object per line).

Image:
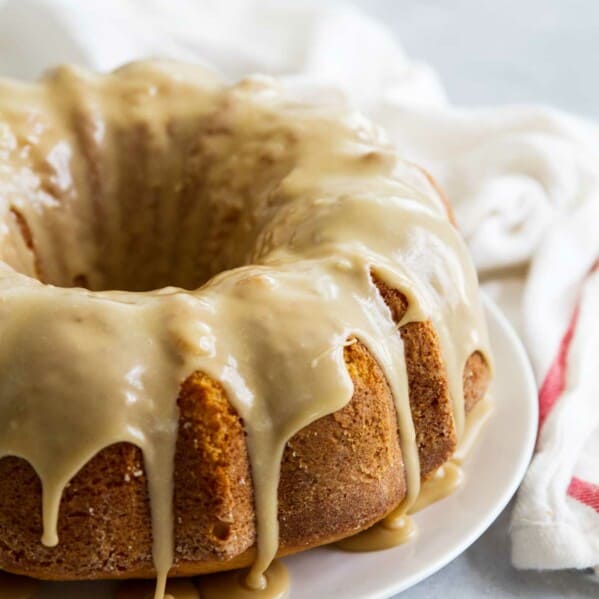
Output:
[{"xmin": 1, "ymin": 0, "xmax": 598, "ymax": 577}]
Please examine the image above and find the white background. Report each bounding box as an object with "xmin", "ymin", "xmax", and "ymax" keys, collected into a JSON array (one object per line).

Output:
[
  {"xmin": 346, "ymin": 1, "xmax": 597, "ymax": 598},
  {"xmin": 351, "ymin": 0, "xmax": 599, "ymax": 118}
]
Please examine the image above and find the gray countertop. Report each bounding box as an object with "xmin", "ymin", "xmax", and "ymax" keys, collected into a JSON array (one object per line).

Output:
[{"xmin": 345, "ymin": 1, "xmax": 598, "ymax": 597}]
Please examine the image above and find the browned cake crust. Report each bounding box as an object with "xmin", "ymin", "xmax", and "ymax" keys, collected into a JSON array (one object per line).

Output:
[
  {"xmin": 0, "ymin": 277, "xmax": 489, "ymax": 580},
  {"xmin": 374, "ymin": 277, "xmax": 458, "ymax": 478}
]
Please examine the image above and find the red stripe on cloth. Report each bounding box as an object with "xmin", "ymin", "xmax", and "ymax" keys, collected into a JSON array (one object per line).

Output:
[
  {"xmin": 537, "ymin": 306, "xmax": 579, "ymax": 430},
  {"xmin": 567, "ymin": 477, "xmax": 599, "ymax": 513},
  {"xmin": 537, "ymin": 260, "xmax": 598, "ymax": 430},
  {"xmin": 539, "ymin": 261, "xmax": 599, "ymax": 511}
]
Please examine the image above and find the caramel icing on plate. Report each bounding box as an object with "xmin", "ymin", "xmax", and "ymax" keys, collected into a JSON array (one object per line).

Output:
[
  {"xmin": 117, "ymin": 578, "xmax": 201, "ymax": 599},
  {"xmin": 197, "ymin": 560, "xmax": 289, "ymax": 599}
]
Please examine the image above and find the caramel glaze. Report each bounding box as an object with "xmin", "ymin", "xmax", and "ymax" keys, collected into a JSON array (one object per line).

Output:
[
  {"xmin": 0, "ymin": 61, "xmax": 492, "ymax": 597},
  {"xmin": 197, "ymin": 560, "xmax": 288, "ymax": 599}
]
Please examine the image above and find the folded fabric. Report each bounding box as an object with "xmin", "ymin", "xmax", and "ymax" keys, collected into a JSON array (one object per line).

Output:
[{"xmin": 1, "ymin": 0, "xmax": 598, "ymax": 577}]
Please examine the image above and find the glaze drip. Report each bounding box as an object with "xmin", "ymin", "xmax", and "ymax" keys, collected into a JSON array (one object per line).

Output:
[
  {"xmin": 198, "ymin": 560, "xmax": 289, "ymax": 599},
  {"xmin": 0, "ymin": 61, "xmax": 491, "ymax": 596},
  {"xmin": 336, "ymin": 393, "xmax": 492, "ymax": 553}
]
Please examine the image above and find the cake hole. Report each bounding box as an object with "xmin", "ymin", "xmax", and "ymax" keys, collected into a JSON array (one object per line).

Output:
[
  {"xmin": 5, "ymin": 114, "xmax": 297, "ymax": 292},
  {"xmin": 10, "ymin": 207, "xmax": 44, "ymax": 281},
  {"xmin": 211, "ymin": 521, "xmax": 231, "ymax": 541},
  {"xmin": 10, "ymin": 208, "xmax": 34, "ymax": 250},
  {"xmin": 72, "ymin": 274, "xmax": 89, "ymax": 288}
]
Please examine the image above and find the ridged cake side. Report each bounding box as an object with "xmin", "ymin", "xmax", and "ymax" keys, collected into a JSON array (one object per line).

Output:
[{"xmin": 0, "ymin": 284, "xmax": 489, "ymax": 579}]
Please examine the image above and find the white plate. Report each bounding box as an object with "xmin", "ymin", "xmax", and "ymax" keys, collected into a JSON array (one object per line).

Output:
[{"xmin": 37, "ymin": 295, "xmax": 537, "ymax": 599}]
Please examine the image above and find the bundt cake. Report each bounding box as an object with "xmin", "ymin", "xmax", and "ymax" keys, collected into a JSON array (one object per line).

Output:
[{"xmin": 0, "ymin": 61, "xmax": 492, "ymax": 597}]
